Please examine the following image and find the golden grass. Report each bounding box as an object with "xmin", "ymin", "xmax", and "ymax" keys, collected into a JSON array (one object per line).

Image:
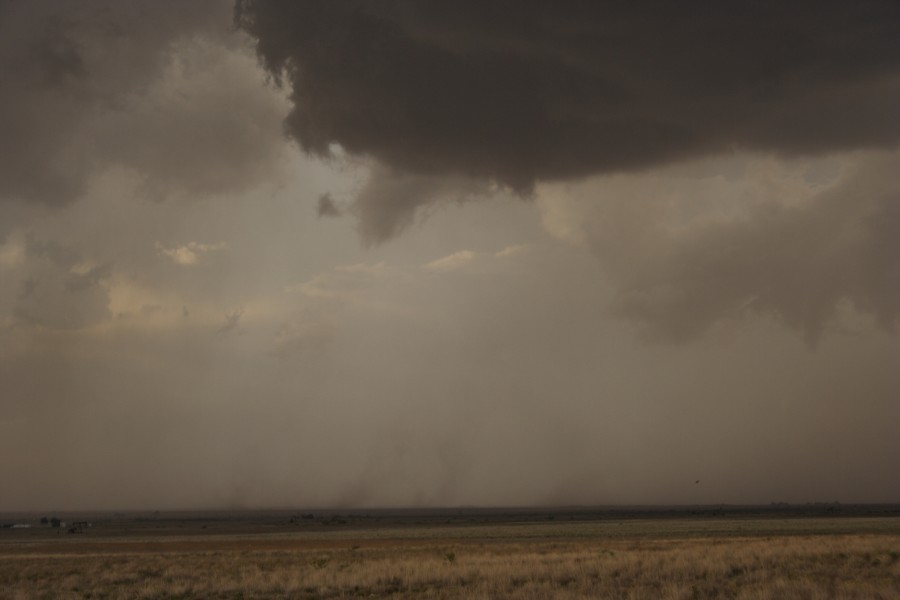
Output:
[{"xmin": 1, "ymin": 524, "xmax": 897, "ymax": 599}]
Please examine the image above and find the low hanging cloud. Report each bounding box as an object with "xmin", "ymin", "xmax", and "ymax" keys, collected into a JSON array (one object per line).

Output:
[
  {"xmin": 351, "ymin": 165, "xmax": 493, "ymax": 243},
  {"xmin": 236, "ymin": 0, "xmax": 900, "ymax": 237},
  {"xmin": 316, "ymin": 192, "xmax": 343, "ymax": 218}
]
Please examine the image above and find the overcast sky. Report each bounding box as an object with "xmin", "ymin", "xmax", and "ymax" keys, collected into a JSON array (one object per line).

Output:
[{"xmin": 1, "ymin": 0, "xmax": 898, "ymax": 511}]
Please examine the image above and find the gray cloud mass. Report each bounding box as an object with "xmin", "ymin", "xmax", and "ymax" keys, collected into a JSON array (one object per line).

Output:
[
  {"xmin": 236, "ymin": 0, "xmax": 900, "ymax": 236},
  {"xmin": 552, "ymin": 154, "xmax": 900, "ymax": 343},
  {"xmin": 0, "ymin": 0, "xmax": 286, "ymax": 207}
]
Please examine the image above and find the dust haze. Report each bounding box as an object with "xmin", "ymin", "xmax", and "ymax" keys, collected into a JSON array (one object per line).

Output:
[{"xmin": 1, "ymin": 0, "xmax": 898, "ymax": 511}]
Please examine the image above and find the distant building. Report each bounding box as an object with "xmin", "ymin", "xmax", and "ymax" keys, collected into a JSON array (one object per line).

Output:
[{"xmin": 68, "ymin": 521, "xmax": 90, "ymax": 533}]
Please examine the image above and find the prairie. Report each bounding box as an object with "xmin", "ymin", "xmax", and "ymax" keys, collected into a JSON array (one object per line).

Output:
[{"xmin": 1, "ymin": 510, "xmax": 897, "ymax": 599}]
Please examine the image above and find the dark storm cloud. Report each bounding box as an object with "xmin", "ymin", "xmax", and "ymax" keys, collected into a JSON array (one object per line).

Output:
[
  {"xmin": 0, "ymin": 0, "xmax": 285, "ymax": 207},
  {"xmin": 236, "ymin": 0, "xmax": 900, "ymax": 235}
]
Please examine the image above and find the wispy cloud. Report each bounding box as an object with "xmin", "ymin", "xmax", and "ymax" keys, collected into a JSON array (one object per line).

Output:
[
  {"xmin": 157, "ymin": 241, "xmax": 225, "ymax": 266},
  {"xmin": 423, "ymin": 250, "xmax": 476, "ymax": 272},
  {"xmin": 495, "ymin": 244, "xmax": 528, "ymax": 259}
]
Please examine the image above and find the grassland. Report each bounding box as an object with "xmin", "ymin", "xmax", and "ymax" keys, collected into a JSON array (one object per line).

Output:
[{"xmin": 1, "ymin": 509, "xmax": 898, "ymax": 599}]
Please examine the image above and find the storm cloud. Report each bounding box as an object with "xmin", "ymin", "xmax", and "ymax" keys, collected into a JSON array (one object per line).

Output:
[{"xmin": 237, "ymin": 0, "xmax": 900, "ymax": 235}]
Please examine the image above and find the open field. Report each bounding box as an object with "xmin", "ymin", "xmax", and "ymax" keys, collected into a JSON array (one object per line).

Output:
[{"xmin": 1, "ymin": 508, "xmax": 898, "ymax": 599}]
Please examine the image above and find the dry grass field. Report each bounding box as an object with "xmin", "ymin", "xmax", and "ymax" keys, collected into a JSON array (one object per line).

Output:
[{"xmin": 1, "ymin": 512, "xmax": 897, "ymax": 599}]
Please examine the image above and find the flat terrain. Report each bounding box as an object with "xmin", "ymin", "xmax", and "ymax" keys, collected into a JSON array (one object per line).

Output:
[{"xmin": 1, "ymin": 506, "xmax": 898, "ymax": 599}]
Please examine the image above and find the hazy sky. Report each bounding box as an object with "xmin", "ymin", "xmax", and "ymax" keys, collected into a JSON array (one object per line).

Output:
[{"xmin": 1, "ymin": 0, "xmax": 898, "ymax": 511}]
